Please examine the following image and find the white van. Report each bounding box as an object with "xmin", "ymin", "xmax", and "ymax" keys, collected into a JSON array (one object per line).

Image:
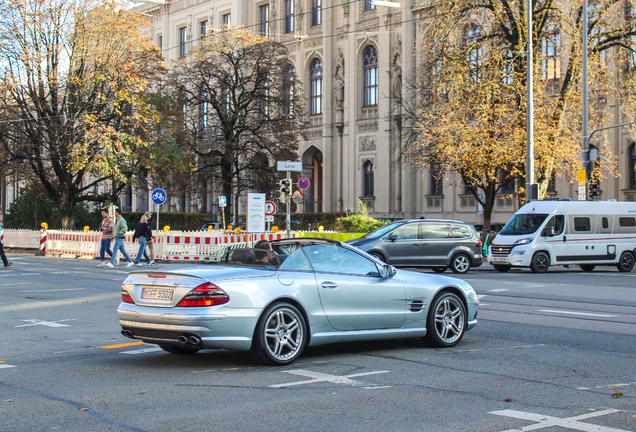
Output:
[{"xmin": 489, "ymin": 200, "xmax": 636, "ymax": 273}]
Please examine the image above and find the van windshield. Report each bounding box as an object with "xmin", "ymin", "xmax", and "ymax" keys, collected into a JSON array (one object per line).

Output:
[
  {"xmin": 499, "ymin": 214, "xmax": 549, "ymax": 236},
  {"xmin": 359, "ymin": 222, "xmax": 405, "ymax": 239}
]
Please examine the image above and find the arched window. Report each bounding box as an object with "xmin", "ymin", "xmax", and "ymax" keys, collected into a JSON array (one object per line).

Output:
[
  {"xmin": 363, "ymin": 46, "xmax": 378, "ymax": 107},
  {"xmin": 466, "ymin": 25, "xmax": 482, "ymax": 81},
  {"xmin": 282, "ymin": 65, "xmax": 295, "ymax": 118},
  {"xmin": 363, "ymin": 161, "xmax": 374, "ymax": 197},
  {"xmin": 630, "ymin": 143, "xmax": 636, "ymax": 189},
  {"xmin": 310, "ymin": 59, "xmax": 323, "ymax": 115}
]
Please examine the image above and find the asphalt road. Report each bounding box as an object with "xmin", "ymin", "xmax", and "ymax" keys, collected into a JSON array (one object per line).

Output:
[{"xmin": 1, "ymin": 255, "xmax": 635, "ymax": 432}]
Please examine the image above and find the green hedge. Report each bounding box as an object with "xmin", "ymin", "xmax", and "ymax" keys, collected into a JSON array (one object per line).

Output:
[
  {"xmin": 79, "ymin": 212, "xmax": 215, "ymax": 232},
  {"xmin": 271, "ymin": 212, "xmax": 348, "ymax": 231}
]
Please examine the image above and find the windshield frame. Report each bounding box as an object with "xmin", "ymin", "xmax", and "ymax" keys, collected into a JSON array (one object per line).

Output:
[
  {"xmin": 499, "ymin": 213, "xmax": 549, "ymax": 236},
  {"xmin": 359, "ymin": 222, "xmax": 405, "ymax": 240}
]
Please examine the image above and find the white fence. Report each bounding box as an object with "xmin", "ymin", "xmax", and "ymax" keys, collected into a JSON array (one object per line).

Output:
[{"xmin": 4, "ymin": 229, "xmax": 359, "ymax": 262}]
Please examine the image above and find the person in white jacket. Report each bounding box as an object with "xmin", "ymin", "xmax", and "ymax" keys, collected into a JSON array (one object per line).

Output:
[{"xmin": 0, "ymin": 214, "xmax": 12, "ymax": 268}]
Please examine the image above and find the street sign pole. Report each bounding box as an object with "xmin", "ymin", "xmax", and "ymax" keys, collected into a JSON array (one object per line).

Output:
[
  {"xmin": 286, "ymin": 170, "xmax": 291, "ymax": 238},
  {"xmin": 151, "ymin": 189, "xmax": 167, "ymax": 260}
]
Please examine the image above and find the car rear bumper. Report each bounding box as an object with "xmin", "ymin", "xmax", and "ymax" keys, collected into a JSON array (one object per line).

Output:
[{"xmin": 118, "ymin": 304, "xmax": 260, "ymax": 351}]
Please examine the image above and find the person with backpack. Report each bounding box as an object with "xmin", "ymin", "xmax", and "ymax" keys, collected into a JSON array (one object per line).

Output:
[{"xmin": 105, "ymin": 208, "xmax": 133, "ymax": 268}]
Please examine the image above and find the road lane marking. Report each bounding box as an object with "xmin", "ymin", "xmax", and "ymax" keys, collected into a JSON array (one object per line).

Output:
[
  {"xmin": 21, "ymin": 288, "xmax": 85, "ymax": 293},
  {"xmin": 488, "ymin": 289, "xmax": 508, "ymax": 292},
  {"xmin": 0, "ymin": 282, "xmax": 32, "ymax": 286},
  {"xmin": 271, "ymin": 369, "xmax": 390, "ymax": 388},
  {"xmin": 0, "ymin": 292, "xmax": 119, "ymax": 312},
  {"xmin": 15, "ymin": 318, "xmax": 77, "ymax": 328},
  {"xmin": 490, "ymin": 408, "xmax": 628, "ymax": 432},
  {"xmin": 538, "ymin": 310, "xmax": 618, "ymax": 318},
  {"xmin": 0, "ymin": 364, "xmax": 17, "ymax": 369},
  {"xmin": 98, "ymin": 341, "xmax": 145, "ymax": 349}
]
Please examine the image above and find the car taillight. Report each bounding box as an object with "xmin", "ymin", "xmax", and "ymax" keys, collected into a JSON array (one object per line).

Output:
[
  {"xmin": 476, "ymin": 240, "xmax": 483, "ymax": 248},
  {"xmin": 176, "ymin": 282, "xmax": 229, "ymax": 307},
  {"xmin": 121, "ymin": 286, "xmax": 134, "ymax": 304}
]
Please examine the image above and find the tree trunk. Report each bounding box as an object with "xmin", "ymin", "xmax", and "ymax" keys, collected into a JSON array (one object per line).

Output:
[{"xmin": 59, "ymin": 194, "xmax": 75, "ymax": 229}]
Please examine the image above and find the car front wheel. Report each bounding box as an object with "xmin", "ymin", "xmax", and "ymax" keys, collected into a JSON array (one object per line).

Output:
[
  {"xmin": 530, "ymin": 252, "xmax": 550, "ymax": 273},
  {"xmin": 250, "ymin": 302, "xmax": 307, "ymax": 366},
  {"xmin": 450, "ymin": 253, "xmax": 471, "ymax": 274},
  {"xmin": 617, "ymin": 251, "xmax": 635, "ymax": 272},
  {"xmin": 424, "ymin": 292, "xmax": 467, "ymax": 347}
]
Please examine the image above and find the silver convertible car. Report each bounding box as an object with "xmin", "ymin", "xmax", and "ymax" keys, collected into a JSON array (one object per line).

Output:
[{"xmin": 118, "ymin": 238, "xmax": 479, "ymax": 365}]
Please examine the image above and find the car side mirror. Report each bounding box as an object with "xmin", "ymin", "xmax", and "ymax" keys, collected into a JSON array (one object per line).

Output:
[
  {"xmin": 380, "ymin": 264, "xmax": 397, "ymax": 279},
  {"xmin": 542, "ymin": 226, "xmax": 555, "ymax": 237},
  {"xmin": 388, "ymin": 234, "xmax": 398, "ymax": 242}
]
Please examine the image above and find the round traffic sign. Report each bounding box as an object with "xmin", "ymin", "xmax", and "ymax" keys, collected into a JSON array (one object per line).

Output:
[
  {"xmin": 151, "ymin": 188, "xmax": 167, "ymax": 205},
  {"xmin": 298, "ymin": 178, "xmax": 310, "ymax": 190},
  {"xmin": 292, "ymin": 190, "xmax": 303, "ymax": 204},
  {"xmin": 265, "ymin": 200, "xmax": 276, "ymax": 216}
]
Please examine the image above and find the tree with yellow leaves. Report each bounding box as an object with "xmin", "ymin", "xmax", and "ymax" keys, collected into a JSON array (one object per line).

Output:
[
  {"xmin": 0, "ymin": 0, "xmax": 165, "ymax": 228},
  {"xmin": 400, "ymin": 0, "xmax": 636, "ymax": 230}
]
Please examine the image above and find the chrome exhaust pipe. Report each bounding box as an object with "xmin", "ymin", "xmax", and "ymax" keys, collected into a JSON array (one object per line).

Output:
[
  {"xmin": 177, "ymin": 335, "xmax": 188, "ymax": 344},
  {"xmin": 121, "ymin": 330, "xmax": 134, "ymax": 338},
  {"xmin": 188, "ymin": 335, "xmax": 201, "ymax": 345}
]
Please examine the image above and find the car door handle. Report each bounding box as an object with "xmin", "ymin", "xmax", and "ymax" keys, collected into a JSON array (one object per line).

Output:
[
  {"xmin": 563, "ymin": 236, "xmax": 567, "ymax": 242},
  {"xmin": 321, "ymin": 282, "xmax": 338, "ymax": 289}
]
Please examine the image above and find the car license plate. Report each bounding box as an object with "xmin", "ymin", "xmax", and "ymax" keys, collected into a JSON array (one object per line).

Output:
[
  {"xmin": 141, "ymin": 288, "xmax": 173, "ymax": 301},
  {"xmin": 491, "ymin": 257, "xmax": 509, "ymax": 263}
]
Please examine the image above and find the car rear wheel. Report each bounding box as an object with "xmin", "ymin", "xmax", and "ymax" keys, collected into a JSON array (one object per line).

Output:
[
  {"xmin": 617, "ymin": 251, "xmax": 635, "ymax": 272},
  {"xmin": 579, "ymin": 264, "xmax": 595, "ymax": 272},
  {"xmin": 432, "ymin": 267, "xmax": 447, "ymax": 273},
  {"xmin": 493, "ymin": 264, "xmax": 511, "ymax": 272},
  {"xmin": 250, "ymin": 302, "xmax": 307, "ymax": 366},
  {"xmin": 530, "ymin": 252, "xmax": 550, "ymax": 273},
  {"xmin": 450, "ymin": 253, "xmax": 471, "ymax": 274},
  {"xmin": 158, "ymin": 344, "xmax": 200, "ymax": 355},
  {"xmin": 424, "ymin": 292, "xmax": 466, "ymax": 347}
]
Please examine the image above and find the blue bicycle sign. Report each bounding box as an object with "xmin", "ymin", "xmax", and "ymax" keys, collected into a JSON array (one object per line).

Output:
[{"xmin": 151, "ymin": 188, "xmax": 167, "ymax": 205}]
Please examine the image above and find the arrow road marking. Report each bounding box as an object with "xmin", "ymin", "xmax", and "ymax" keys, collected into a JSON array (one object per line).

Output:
[
  {"xmin": 490, "ymin": 408, "xmax": 628, "ymax": 432},
  {"xmin": 270, "ymin": 369, "xmax": 390, "ymax": 388}
]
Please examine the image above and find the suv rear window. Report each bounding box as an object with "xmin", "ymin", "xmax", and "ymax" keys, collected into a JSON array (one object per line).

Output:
[{"xmin": 450, "ymin": 225, "xmax": 472, "ymax": 238}]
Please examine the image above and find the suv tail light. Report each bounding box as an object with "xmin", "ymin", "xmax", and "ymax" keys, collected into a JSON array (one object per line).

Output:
[
  {"xmin": 121, "ymin": 285, "xmax": 135, "ymax": 304},
  {"xmin": 476, "ymin": 240, "xmax": 483, "ymax": 249},
  {"xmin": 176, "ymin": 282, "xmax": 229, "ymax": 307}
]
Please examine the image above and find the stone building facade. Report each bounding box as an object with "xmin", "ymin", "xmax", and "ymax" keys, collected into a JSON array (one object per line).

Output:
[{"xmin": 130, "ymin": 0, "xmax": 636, "ymax": 226}]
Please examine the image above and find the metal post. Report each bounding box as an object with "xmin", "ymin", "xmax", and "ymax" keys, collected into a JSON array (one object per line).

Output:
[
  {"xmin": 525, "ymin": 0, "xmax": 535, "ymax": 202},
  {"xmin": 582, "ymin": 0, "xmax": 590, "ymax": 198},
  {"xmin": 286, "ymin": 170, "xmax": 291, "ymax": 238}
]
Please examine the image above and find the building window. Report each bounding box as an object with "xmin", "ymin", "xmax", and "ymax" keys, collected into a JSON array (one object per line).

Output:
[
  {"xmin": 541, "ymin": 22, "xmax": 561, "ymax": 80},
  {"xmin": 363, "ymin": 161, "xmax": 374, "ymax": 197},
  {"xmin": 363, "ymin": 45, "xmax": 378, "ymax": 107},
  {"xmin": 466, "ymin": 25, "xmax": 482, "ymax": 81},
  {"xmin": 157, "ymin": 35, "xmax": 162, "ymax": 51},
  {"xmin": 630, "ymin": 143, "xmax": 636, "ymax": 188},
  {"xmin": 178, "ymin": 27, "xmax": 187, "ymax": 58},
  {"xmin": 312, "ymin": 0, "xmax": 322, "ymax": 26},
  {"xmin": 364, "ymin": 0, "xmax": 376, "ymax": 11},
  {"xmin": 310, "ymin": 58, "xmax": 323, "ymax": 115},
  {"xmin": 222, "ymin": 13, "xmax": 231, "ymax": 25},
  {"xmin": 547, "ymin": 173, "xmax": 557, "ymax": 193},
  {"xmin": 499, "ymin": 169, "xmax": 515, "ymax": 193},
  {"xmin": 199, "ymin": 85, "xmax": 208, "ymax": 128},
  {"xmin": 259, "ymin": 5, "xmax": 269, "ymax": 37},
  {"xmin": 430, "ymin": 172, "xmax": 443, "ymax": 196},
  {"xmin": 285, "ymin": 0, "xmax": 294, "ymax": 33},
  {"xmin": 200, "ymin": 20, "xmax": 208, "ymax": 39}
]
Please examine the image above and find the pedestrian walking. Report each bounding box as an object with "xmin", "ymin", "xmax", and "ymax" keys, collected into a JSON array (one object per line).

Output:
[
  {"xmin": 105, "ymin": 208, "xmax": 133, "ymax": 268},
  {"xmin": 133, "ymin": 215, "xmax": 152, "ymax": 266},
  {"xmin": 97, "ymin": 209, "xmax": 114, "ymax": 267},
  {"xmin": 0, "ymin": 214, "xmax": 12, "ymax": 268},
  {"xmin": 144, "ymin": 212, "xmax": 156, "ymax": 265}
]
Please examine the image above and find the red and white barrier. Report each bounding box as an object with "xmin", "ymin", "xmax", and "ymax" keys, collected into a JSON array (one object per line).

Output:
[{"xmin": 40, "ymin": 228, "xmax": 47, "ymax": 253}]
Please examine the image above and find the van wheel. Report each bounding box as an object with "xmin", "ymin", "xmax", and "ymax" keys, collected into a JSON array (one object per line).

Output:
[
  {"xmin": 450, "ymin": 253, "xmax": 471, "ymax": 274},
  {"xmin": 617, "ymin": 252, "xmax": 635, "ymax": 273},
  {"xmin": 579, "ymin": 264, "xmax": 595, "ymax": 272},
  {"xmin": 493, "ymin": 264, "xmax": 511, "ymax": 273},
  {"xmin": 432, "ymin": 267, "xmax": 447, "ymax": 273},
  {"xmin": 530, "ymin": 252, "xmax": 550, "ymax": 273}
]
